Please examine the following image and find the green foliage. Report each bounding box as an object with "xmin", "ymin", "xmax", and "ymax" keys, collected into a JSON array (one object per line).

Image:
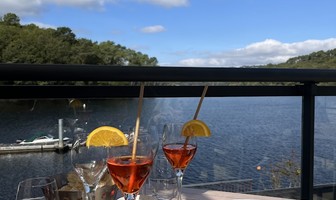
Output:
[
  {"xmin": 2, "ymin": 26, "xmax": 71, "ymax": 64},
  {"xmin": 0, "ymin": 13, "xmax": 158, "ymax": 66},
  {"xmin": 53, "ymin": 27, "xmax": 77, "ymax": 45},
  {"xmin": 260, "ymin": 49, "xmax": 336, "ymax": 69},
  {"xmin": 258, "ymin": 151, "xmax": 301, "ymax": 189},
  {"xmin": 240, "ymin": 45, "xmax": 336, "ymax": 86},
  {"xmin": 1, "ymin": 13, "xmax": 20, "ymax": 26}
]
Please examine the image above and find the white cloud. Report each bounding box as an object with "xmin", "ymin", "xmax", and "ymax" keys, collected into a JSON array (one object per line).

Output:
[
  {"xmin": 140, "ymin": 25, "xmax": 166, "ymax": 33},
  {"xmin": 0, "ymin": 0, "xmax": 44, "ymax": 16},
  {"xmin": 176, "ymin": 38, "xmax": 336, "ymax": 67},
  {"xmin": 137, "ymin": 0, "xmax": 189, "ymax": 7},
  {"xmin": 0, "ymin": 0, "xmax": 119, "ymax": 16},
  {"xmin": 0, "ymin": 0, "xmax": 186, "ymax": 17},
  {"xmin": 44, "ymin": 0, "xmax": 118, "ymax": 10}
]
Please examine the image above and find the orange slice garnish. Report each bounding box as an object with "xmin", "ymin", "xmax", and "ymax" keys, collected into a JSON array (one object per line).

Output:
[
  {"xmin": 86, "ymin": 126, "xmax": 128, "ymax": 147},
  {"xmin": 182, "ymin": 119, "xmax": 211, "ymax": 137}
]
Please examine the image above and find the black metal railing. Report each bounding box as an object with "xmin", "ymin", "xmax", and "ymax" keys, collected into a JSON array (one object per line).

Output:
[{"xmin": 1, "ymin": 63, "xmax": 336, "ymax": 200}]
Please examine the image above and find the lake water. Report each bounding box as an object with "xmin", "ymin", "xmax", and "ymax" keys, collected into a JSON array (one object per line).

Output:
[{"xmin": 1, "ymin": 97, "xmax": 336, "ymax": 199}]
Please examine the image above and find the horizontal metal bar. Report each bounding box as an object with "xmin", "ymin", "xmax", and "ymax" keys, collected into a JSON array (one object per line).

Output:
[
  {"xmin": 0, "ymin": 85, "xmax": 328, "ymax": 99},
  {"xmin": 314, "ymin": 86, "xmax": 336, "ymax": 96},
  {"xmin": 2, "ymin": 85, "xmax": 336, "ymax": 99},
  {"xmin": 1, "ymin": 64, "xmax": 336, "ymax": 82}
]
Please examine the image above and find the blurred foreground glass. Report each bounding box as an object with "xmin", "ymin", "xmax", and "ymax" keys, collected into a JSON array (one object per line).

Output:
[
  {"xmin": 71, "ymin": 133, "xmax": 107, "ymax": 200},
  {"xmin": 16, "ymin": 177, "xmax": 59, "ymax": 200},
  {"xmin": 107, "ymin": 128, "xmax": 158, "ymax": 200},
  {"xmin": 149, "ymin": 155, "xmax": 177, "ymax": 200},
  {"xmin": 162, "ymin": 123, "xmax": 197, "ymax": 200},
  {"xmin": 53, "ymin": 171, "xmax": 118, "ymax": 200}
]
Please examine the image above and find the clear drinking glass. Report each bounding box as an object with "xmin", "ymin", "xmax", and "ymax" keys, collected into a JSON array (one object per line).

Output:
[
  {"xmin": 107, "ymin": 128, "xmax": 158, "ymax": 200},
  {"xmin": 149, "ymin": 154, "xmax": 177, "ymax": 200},
  {"xmin": 16, "ymin": 177, "xmax": 59, "ymax": 200},
  {"xmin": 162, "ymin": 123, "xmax": 197, "ymax": 200},
  {"xmin": 71, "ymin": 133, "xmax": 107, "ymax": 200}
]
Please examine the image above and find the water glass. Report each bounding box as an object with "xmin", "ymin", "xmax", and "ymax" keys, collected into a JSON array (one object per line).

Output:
[
  {"xmin": 149, "ymin": 155, "xmax": 177, "ymax": 200},
  {"xmin": 71, "ymin": 133, "xmax": 107, "ymax": 200},
  {"xmin": 16, "ymin": 177, "xmax": 59, "ymax": 200}
]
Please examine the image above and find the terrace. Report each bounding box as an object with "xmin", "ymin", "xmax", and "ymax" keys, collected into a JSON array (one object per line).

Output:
[{"xmin": 1, "ymin": 64, "xmax": 336, "ymax": 200}]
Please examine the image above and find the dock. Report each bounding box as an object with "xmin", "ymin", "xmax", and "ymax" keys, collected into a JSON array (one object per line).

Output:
[
  {"xmin": 0, "ymin": 119, "xmax": 71, "ymax": 154},
  {"xmin": 0, "ymin": 143, "xmax": 71, "ymax": 154}
]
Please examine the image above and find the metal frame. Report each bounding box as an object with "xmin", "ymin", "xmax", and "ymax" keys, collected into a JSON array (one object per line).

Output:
[
  {"xmin": 1, "ymin": 64, "xmax": 336, "ymax": 82},
  {"xmin": 2, "ymin": 64, "xmax": 336, "ymax": 200}
]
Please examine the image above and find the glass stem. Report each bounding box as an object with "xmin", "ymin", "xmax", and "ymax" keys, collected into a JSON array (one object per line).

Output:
[
  {"xmin": 175, "ymin": 169, "xmax": 184, "ymax": 200},
  {"xmin": 84, "ymin": 185, "xmax": 96, "ymax": 200},
  {"xmin": 123, "ymin": 192, "xmax": 138, "ymax": 200}
]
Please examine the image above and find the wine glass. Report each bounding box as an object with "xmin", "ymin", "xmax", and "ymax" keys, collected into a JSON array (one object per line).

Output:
[
  {"xmin": 107, "ymin": 128, "xmax": 158, "ymax": 200},
  {"xmin": 162, "ymin": 123, "xmax": 197, "ymax": 200},
  {"xmin": 71, "ymin": 133, "xmax": 107, "ymax": 200},
  {"xmin": 16, "ymin": 177, "xmax": 59, "ymax": 200}
]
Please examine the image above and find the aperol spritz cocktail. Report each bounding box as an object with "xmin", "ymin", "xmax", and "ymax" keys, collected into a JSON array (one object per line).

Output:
[
  {"xmin": 162, "ymin": 123, "xmax": 197, "ymax": 200},
  {"xmin": 107, "ymin": 129, "xmax": 158, "ymax": 200},
  {"xmin": 162, "ymin": 143, "xmax": 197, "ymax": 170},
  {"xmin": 107, "ymin": 156, "xmax": 153, "ymax": 193}
]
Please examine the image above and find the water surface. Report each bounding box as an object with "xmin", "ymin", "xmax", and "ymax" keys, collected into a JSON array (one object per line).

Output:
[{"xmin": 1, "ymin": 97, "xmax": 335, "ymax": 199}]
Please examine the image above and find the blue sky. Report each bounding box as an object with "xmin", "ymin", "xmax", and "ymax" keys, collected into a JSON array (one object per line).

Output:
[{"xmin": 1, "ymin": 0, "xmax": 336, "ymax": 67}]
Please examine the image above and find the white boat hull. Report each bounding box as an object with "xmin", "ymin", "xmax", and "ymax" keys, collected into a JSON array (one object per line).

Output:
[{"xmin": 19, "ymin": 136, "xmax": 70, "ymax": 145}]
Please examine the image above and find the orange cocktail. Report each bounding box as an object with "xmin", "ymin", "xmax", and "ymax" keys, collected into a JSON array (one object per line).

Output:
[
  {"xmin": 162, "ymin": 143, "xmax": 197, "ymax": 169},
  {"xmin": 162, "ymin": 120, "xmax": 210, "ymax": 200},
  {"xmin": 107, "ymin": 131, "xmax": 158, "ymax": 200},
  {"xmin": 107, "ymin": 156, "xmax": 153, "ymax": 193}
]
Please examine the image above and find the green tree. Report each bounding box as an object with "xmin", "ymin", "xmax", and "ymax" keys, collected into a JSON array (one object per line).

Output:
[
  {"xmin": 0, "ymin": 25, "xmax": 20, "ymax": 62},
  {"xmin": 70, "ymin": 38, "xmax": 102, "ymax": 64},
  {"xmin": 54, "ymin": 27, "xmax": 77, "ymax": 44},
  {"xmin": 2, "ymin": 13, "xmax": 20, "ymax": 26},
  {"xmin": 2, "ymin": 27, "xmax": 71, "ymax": 64},
  {"xmin": 97, "ymin": 41, "xmax": 127, "ymax": 65},
  {"xmin": 0, "ymin": 12, "xmax": 158, "ymax": 68}
]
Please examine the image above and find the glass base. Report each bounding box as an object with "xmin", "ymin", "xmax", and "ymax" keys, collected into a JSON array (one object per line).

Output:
[
  {"xmin": 117, "ymin": 194, "xmax": 156, "ymax": 200},
  {"xmin": 117, "ymin": 195, "xmax": 138, "ymax": 200}
]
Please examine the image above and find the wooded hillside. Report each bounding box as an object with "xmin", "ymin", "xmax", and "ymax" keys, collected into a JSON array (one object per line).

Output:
[
  {"xmin": 0, "ymin": 13, "xmax": 158, "ymax": 66},
  {"xmin": 254, "ymin": 49, "xmax": 336, "ymax": 69}
]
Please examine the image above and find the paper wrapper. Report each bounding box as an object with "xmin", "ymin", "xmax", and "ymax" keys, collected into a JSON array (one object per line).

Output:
[{"xmin": 55, "ymin": 170, "xmax": 118, "ymax": 200}]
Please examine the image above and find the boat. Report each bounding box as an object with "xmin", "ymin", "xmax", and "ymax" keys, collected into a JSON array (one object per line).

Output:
[{"xmin": 16, "ymin": 134, "xmax": 70, "ymax": 145}]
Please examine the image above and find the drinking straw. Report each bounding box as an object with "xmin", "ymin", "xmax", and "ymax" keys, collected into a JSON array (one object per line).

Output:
[
  {"xmin": 184, "ymin": 85, "xmax": 208, "ymax": 145},
  {"xmin": 193, "ymin": 85, "xmax": 208, "ymax": 120},
  {"xmin": 131, "ymin": 83, "xmax": 145, "ymax": 160}
]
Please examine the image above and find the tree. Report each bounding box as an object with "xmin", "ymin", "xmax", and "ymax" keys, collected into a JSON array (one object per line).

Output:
[
  {"xmin": 2, "ymin": 13, "xmax": 20, "ymax": 26},
  {"xmin": 54, "ymin": 27, "xmax": 77, "ymax": 44},
  {"xmin": 0, "ymin": 12, "xmax": 158, "ymax": 67},
  {"xmin": 97, "ymin": 41, "xmax": 127, "ymax": 65},
  {"xmin": 259, "ymin": 151, "xmax": 301, "ymax": 189},
  {"xmin": 70, "ymin": 38, "xmax": 100, "ymax": 64},
  {"xmin": 0, "ymin": 24, "xmax": 20, "ymax": 62},
  {"xmin": 2, "ymin": 28, "xmax": 71, "ymax": 64}
]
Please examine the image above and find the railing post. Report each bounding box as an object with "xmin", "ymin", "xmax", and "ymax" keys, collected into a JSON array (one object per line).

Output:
[
  {"xmin": 58, "ymin": 119, "xmax": 64, "ymax": 149},
  {"xmin": 301, "ymin": 82, "xmax": 316, "ymax": 200}
]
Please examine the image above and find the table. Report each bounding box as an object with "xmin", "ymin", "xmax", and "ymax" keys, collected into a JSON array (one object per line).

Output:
[
  {"xmin": 135, "ymin": 188, "xmax": 293, "ymax": 200},
  {"xmin": 179, "ymin": 188, "xmax": 293, "ymax": 200}
]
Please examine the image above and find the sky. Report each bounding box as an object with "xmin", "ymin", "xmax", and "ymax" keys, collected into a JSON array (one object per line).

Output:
[{"xmin": 1, "ymin": 0, "xmax": 336, "ymax": 67}]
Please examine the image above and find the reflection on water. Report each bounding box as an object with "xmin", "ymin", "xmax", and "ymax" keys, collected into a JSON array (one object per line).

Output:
[{"xmin": 0, "ymin": 97, "xmax": 336, "ymax": 199}]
